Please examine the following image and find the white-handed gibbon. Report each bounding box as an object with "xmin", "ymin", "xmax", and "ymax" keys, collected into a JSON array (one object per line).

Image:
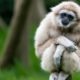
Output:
[{"xmin": 34, "ymin": 1, "xmax": 80, "ymax": 80}]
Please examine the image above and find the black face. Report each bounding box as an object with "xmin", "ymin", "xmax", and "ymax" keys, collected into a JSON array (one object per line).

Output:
[{"xmin": 60, "ymin": 12, "xmax": 74, "ymax": 26}]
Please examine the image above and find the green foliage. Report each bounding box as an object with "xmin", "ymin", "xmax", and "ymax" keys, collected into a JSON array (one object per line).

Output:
[
  {"xmin": 44, "ymin": 0, "xmax": 62, "ymax": 11},
  {"xmin": 0, "ymin": 0, "xmax": 14, "ymax": 12},
  {"xmin": 28, "ymin": 24, "xmax": 40, "ymax": 71},
  {"xmin": 0, "ymin": 28, "xmax": 8, "ymax": 57},
  {"xmin": 0, "ymin": 0, "xmax": 14, "ymax": 24},
  {"xmin": 0, "ymin": 59, "xmax": 48, "ymax": 80},
  {"xmin": 76, "ymin": 0, "xmax": 80, "ymax": 4}
]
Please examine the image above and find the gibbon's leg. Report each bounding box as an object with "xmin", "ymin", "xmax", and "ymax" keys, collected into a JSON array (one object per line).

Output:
[
  {"xmin": 41, "ymin": 44, "xmax": 57, "ymax": 72},
  {"xmin": 56, "ymin": 36, "xmax": 80, "ymax": 73},
  {"xmin": 56, "ymin": 36, "xmax": 78, "ymax": 52},
  {"xmin": 35, "ymin": 38, "xmax": 54, "ymax": 58},
  {"xmin": 53, "ymin": 45, "xmax": 65, "ymax": 69},
  {"xmin": 62, "ymin": 50, "xmax": 80, "ymax": 73},
  {"xmin": 49, "ymin": 72, "xmax": 58, "ymax": 80}
]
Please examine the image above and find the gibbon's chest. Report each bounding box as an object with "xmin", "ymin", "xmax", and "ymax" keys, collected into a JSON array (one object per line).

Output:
[
  {"xmin": 59, "ymin": 26, "xmax": 80, "ymax": 46},
  {"xmin": 49, "ymin": 27, "xmax": 80, "ymax": 46},
  {"xmin": 49, "ymin": 27, "xmax": 61, "ymax": 38}
]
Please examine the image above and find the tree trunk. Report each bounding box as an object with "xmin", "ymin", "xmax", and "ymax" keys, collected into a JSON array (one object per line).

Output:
[
  {"xmin": 26, "ymin": 0, "xmax": 46, "ymax": 27},
  {"xmin": 0, "ymin": 0, "xmax": 32, "ymax": 68},
  {"xmin": 14, "ymin": 0, "xmax": 46, "ymax": 66},
  {"xmin": 0, "ymin": 0, "xmax": 46, "ymax": 68}
]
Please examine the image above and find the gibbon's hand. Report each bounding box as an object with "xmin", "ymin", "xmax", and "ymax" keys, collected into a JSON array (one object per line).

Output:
[
  {"xmin": 66, "ymin": 45, "xmax": 78, "ymax": 53},
  {"xmin": 56, "ymin": 36, "xmax": 78, "ymax": 53}
]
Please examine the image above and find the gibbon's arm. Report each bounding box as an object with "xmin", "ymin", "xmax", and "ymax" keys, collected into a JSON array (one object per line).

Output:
[
  {"xmin": 56, "ymin": 36, "xmax": 75, "ymax": 47},
  {"xmin": 53, "ymin": 36, "xmax": 78, "ymax": 66},
  {"xmin": 53, "ymin": 36, "xmax": 78, "ymax": 68},
  {"xmin": 34, "ymin": 12, "xmax": 57, "ymax": 58},
  {"xmin": 34, "ymin": 13, "xmax": 68, "ymax": 59},
  {"xmin": 56, "ymin": 36, "xmax": 78, "ymax": 52},
  {"xmin": 53, "ymin": 45, "xmax": 65, "ymax": 68}
]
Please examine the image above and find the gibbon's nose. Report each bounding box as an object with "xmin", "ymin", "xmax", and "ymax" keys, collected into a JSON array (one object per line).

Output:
[{"xmin": 62, "ymin": 18, "xmax": 69, "ymax": 26}]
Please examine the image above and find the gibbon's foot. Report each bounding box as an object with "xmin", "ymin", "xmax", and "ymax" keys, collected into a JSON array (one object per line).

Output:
[
  {"xmin": 66, "ymin": 75, "xmax": 72, "ymax": 80},
  {"xmin": 58, "ymin": 72, "xmax": 72, "ymax": 80},
  {"xmin": 49, "ymin": 72, "xmax": 58, "ymax": 80}
]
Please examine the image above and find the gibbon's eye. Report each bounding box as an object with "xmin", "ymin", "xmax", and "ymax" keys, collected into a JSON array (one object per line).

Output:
[
  {"xmin": 60, "ymin": 13, "xmax": 67, "ymax": 18},
  {"xmin": 68, "ymin": 14, "xmax": 74, "ymax": 21}
]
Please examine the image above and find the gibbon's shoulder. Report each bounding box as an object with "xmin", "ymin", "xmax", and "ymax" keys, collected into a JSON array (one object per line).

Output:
[
  {"xmin": 39, "ymin": 12, "xmax": 56, "ymax": 27},
  {"xmin": 40, "ymin": 12, "xmax": 53, "ymax": 23}
]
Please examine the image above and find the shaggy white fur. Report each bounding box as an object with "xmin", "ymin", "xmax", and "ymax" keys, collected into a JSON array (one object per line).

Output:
[{"xmin": 34, "ymin": 1, "xmax": 80, "ymax": 74}]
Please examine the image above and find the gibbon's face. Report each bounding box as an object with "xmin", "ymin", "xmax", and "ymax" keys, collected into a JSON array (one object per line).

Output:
[{"xmin": 56, "ymin": 10, "xmax": 77, "ymax": 29}]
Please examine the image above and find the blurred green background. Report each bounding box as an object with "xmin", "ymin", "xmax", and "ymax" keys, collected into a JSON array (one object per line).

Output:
[{"xmin": 0, "ymin": 0, "xmax": 79, "ymax": 80}]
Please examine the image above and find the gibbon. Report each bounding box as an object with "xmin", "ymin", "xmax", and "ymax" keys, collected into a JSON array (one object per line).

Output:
[{"xmin": 34, "ymin": 1, "xmax": 80, "ymax": 80}]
